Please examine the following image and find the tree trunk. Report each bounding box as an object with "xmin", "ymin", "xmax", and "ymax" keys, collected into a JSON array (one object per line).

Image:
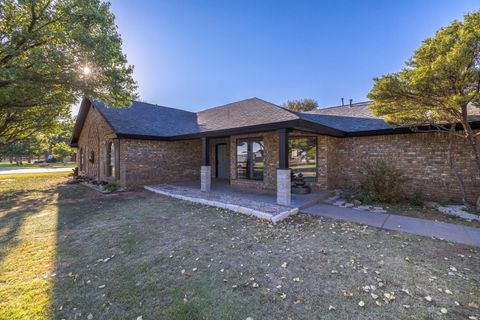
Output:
[{"xmin": 448, "ymin": 127, "xmax": 469, "ymax": 207}]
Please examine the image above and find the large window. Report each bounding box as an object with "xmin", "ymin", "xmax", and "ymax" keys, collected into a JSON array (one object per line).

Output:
[
  {"xmin": 236, "ymin": 138, "xmax": 264, "ymax": 180},
  {"xmin": 289, "ymin": 136, "xmax": 317, "ymax": 182},
  {"xmin": 106, "ymin": 141, "xmax": 115, "ymax": 177}
]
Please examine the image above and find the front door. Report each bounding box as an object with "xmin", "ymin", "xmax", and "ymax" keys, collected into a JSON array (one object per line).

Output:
[{"xmin": 216, "ymin": 143, "xmax": 229, "ymax": 179}]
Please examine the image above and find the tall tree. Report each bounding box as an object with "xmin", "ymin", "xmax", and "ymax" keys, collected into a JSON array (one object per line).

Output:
[
  {"xmin": 368, "ymin": 11, "xmax": 480, "ymax": 207},
  {"xmin": 0, "ymin": 0, "xmax": 137, "ymax": 146},
  {"xmin": 283, "ymin": 98, "xmax": 319, "ymax": 112}
]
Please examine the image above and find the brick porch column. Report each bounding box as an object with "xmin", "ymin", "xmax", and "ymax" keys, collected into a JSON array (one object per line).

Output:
[
  {"xmin": 201, "ymin": 137, "xmax": 211, "ymax": 192},
  {"xmin": 277, "ymin": 129, "xmax": 291, "ymax": 205}
]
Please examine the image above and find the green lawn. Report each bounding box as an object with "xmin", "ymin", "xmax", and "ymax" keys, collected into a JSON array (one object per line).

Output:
[
  {"xmin": 0, "ymin": 161, "xmax": 76, "ymax": 171},
  {"xmin": 0, "ymin": 173, "xmax": 479, "ymax": 319}
]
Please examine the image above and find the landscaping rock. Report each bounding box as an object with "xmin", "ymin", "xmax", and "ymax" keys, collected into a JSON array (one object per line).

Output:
[
  {"xmin": 334, "ymin": 200, "xmax": 346, "ymax": 206},
  {"xmin": 357, "ymin": 205, "xmax": 371, "ymax": 211},
  {"xmin": 438, "ymin": 205, "xmax": 480, "ymax": 221},
  {"xmin": 424, "ymin": 201, "xmax": 440, "ymax": 210},
  {"xmin": 328, "ymin": 195, "xmax": 340, "ymax": 202},
  {"xmin": 353, "ymin": 199, "xmax": 362, "ymax": 206},
  {"xmin": 344, "ymin": 203, "xmax": 355, "ymax": 208},
  {"xmin": 372, "ymin": 209, "xmax": 387, "ymax": 213}
]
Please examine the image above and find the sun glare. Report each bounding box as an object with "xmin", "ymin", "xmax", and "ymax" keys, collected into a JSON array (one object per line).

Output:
[{"xmin": 82, "ymin": 66, "xmax": 92, "ymax": 76}]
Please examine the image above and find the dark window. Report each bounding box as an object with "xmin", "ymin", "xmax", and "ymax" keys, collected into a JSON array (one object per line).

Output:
[
  {"xmin": 80, "ymin": 146, "xmax": 86, "ymax": 171},
  {"xmin": 236, "ymin": 138, "xmax": 264, "ymax": 180},
  {"xmin": 89, "ymin": 150, "xmax": 95, "ymax": 163},
  {"xmin": 106, "ymin": 142, "xmax": 115, "ymax": 177},
  {"xmin": 288, "ymin": 136, "xmax": 317, "ymax": 182}
]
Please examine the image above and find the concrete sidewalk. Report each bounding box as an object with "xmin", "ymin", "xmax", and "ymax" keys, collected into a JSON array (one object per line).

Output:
[
  {"xmin": 303, "ymin": 204, "xmax": 480, "ymax": 247},
  {"xmin": 0, "ymin": 167, "xmax": 73, "ymax": 175}
]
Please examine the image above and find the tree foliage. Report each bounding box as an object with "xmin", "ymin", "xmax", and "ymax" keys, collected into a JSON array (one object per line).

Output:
[
  {"xmin": 0, "ymin": 0, "xmax": 137, "ymax": 146},
  {"xmin": 0, "ymin": 134, "xmax": 47, "ymax": 159},
  {"xmin": 52, "ymin": 141, "xmax": 72, "ymax": 160},
  {"xmin": 283, "ymin": 98, "xmax": 319, "ymax": 112},
  {"xmin": 368, "ymin": 11, "xmax": 480, "ymax": 172}
]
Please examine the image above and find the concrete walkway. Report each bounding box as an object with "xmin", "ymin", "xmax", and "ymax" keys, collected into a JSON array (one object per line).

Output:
[
  {"xmin": 0, "ymin": 167, "xmax": 73, "ymax": 175},
  {"xmin": 303, "ymin": 204, "xmax": 480, "ymax": 247}
]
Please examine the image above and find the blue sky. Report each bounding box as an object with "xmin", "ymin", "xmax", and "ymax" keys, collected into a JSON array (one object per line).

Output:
[{"xmin": 92, "ymin": 0, "xmax": 478, "ymax": 112}]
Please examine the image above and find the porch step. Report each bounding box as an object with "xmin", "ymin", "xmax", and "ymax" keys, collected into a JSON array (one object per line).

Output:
[{"xmin": 295, "ymin": 191, "xmax": 331, "ymax": 210}]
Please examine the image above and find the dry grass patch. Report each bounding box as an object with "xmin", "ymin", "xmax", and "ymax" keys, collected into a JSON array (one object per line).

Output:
[{"xmin": 0, "ymin": 173, "xmax": 479, "ymax": 319}]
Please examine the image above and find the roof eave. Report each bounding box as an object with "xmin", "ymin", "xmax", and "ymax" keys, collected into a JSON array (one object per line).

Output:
[
  {"xmin": 343, "ymin": 120, "xmax": 480, "ymax": 137},
  {"xmin": 169, "ymin": 119, "xmax": 346, "ymax": 140}
]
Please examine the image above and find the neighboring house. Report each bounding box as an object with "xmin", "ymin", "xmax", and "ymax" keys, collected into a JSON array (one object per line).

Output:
[{"xmin": 70, "ymin": 97, "xmax": 480, "ymax": 204}]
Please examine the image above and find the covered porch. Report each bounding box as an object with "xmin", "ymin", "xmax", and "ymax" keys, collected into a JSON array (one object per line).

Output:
[{"xmin": 198, "ymin": 128, "xmax": 325, "ymax": 206}]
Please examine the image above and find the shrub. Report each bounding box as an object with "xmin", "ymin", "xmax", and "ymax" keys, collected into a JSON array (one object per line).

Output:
[
  {"xmin": 102, "ymin": 183, "xmax": 118, "ymax": 192},
  {"xmin": 409, "ymin": 190, "xmax": 424, "ymax": 206},
  {"xmin": 358, "ymin": 159, "xmax": 409, "ymax": 203},
  {"xmin": 353, "ymin": 190, "xmax": 375, "ymax": 204}
]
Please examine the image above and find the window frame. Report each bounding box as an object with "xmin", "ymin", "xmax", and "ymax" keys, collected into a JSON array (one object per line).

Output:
[
  {"xmin": 106, "ymin": 141, "xmax": 115, "ymax": 177},
  {"xmin": 288, "ymin": 136, "xmax": 317, "ymax": 182},
  {"xmin": 236, "ymin": 137, "xmax": 264, "ymax": 181}
]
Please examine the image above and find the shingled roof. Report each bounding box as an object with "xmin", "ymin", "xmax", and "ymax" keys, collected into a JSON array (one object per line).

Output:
[
  {"xmin": 92, "ymin": 100, "xmax": 200, "ymax": 137},
  {"xmin": 70, "ymin": 97, "xmax": 480, "ymax": 146},
  {"xmin": 300, "ymin": 101, "xmax": 394, "ymax": 132},
  {"xmin": 197, "ymin": 98, "xmax": 298, "ymax": 132}
]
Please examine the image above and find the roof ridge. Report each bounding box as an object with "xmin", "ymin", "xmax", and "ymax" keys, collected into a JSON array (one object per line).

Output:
[
  {"xmin": 197, "ymin": 97, "xmax": 295, "ymax": 115},
  {"xmin": 129, "ymin": 100, "xmax": 196, "ymax": 114},
  {"xmin": 257, "ymin": 97, "xmax": 302, "ymax": 117},
  {"xmin": 314, "ymin": 100, "xmax": 372, "ymax": 112},
  {"xmin": 197, "ymin": 97, "xmax": 262, "ymax": 113}
]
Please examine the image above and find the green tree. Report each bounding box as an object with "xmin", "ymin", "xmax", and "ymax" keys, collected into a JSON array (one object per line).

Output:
[
  {"xmin": 368, "ymin": 11, "xmax": 480, "ymax": 207},
  {"xmin": 0, "ymin": 0, "xmax": 137, "ymax": 146},
  {"xmin": 283, "ymin": 99, "xmax": 319, "ymax": 112},
  {"xmin": 0, "ymin": 135, "xmax": 47, "ymax": 164},
  {"xmin": 52, "ymin": 142, "xmax": 73, "ymax": 162}
]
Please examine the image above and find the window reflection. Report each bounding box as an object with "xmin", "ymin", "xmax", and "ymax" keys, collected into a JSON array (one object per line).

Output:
[
  {"xmin": 288, "ymin": 137, "xmax": 317, "ymax": 182},
  {"xmin": 236, "ymin": 139, "xmax": 264, "ymax": 180}
]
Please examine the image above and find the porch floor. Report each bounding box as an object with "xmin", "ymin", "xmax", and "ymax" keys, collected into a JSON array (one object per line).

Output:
[{"xmin": 144, "ymin": 179, "xmax": 330, "ymax": 222}]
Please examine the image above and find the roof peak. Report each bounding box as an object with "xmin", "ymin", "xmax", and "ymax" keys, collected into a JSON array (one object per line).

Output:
[
  {"xmin": 127, "ymin": 100, "xmax": 196, "ymax": 114},
  {"xmin": 198, "ymin": 97, "xmax": 284, "ymax": 113}
]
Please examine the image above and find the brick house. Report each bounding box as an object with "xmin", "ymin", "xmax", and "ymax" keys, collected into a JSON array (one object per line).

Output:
[{"xmin": 70, "ymin": 97, "xmax": 480, "ymax": 205}]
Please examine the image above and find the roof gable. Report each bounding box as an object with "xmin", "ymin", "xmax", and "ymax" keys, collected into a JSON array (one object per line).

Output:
[{"xmin": 197, "ymin": 98, "xmax": 299, "ymax": 132}]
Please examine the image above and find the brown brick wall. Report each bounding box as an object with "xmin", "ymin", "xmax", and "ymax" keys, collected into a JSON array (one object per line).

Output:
[
  {"xmin": 123, "ymin": 138, "xmax": 201, "ymax": 187},
  {"xmin": 76, "ymin": 106, "xmax": 120, "ymax": 184},
  {"xmin": 327, "ymin": 132, "xmax": 480, "ymax": 203}
]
